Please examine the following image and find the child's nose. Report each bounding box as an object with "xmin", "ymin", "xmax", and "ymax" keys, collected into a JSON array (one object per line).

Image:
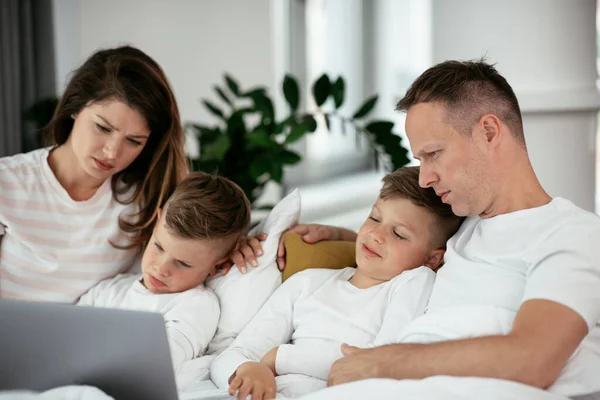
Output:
[
  {"xmin": 155, "ymin": 261, "xmax": 171, "ymax": 277},
  {"xmin": 369, "ymin": 227, "xmax": 385, "ymax": 244}
]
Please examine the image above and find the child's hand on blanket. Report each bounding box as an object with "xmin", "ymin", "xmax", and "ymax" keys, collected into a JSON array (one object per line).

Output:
[
  {"xmin": 259, "ymin": 346, "xmax": 279, "ymax": 375},
  {"xmin": 229, "ymin": 361, "xmax": 277, "ymax": 400}
]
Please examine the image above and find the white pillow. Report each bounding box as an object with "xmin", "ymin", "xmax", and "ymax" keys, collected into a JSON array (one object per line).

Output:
[{"xmin": 205, "ymin": 189, "xmax": 301, "ymax": 354}]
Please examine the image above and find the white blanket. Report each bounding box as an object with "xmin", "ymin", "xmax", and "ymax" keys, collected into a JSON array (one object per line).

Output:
[
  {"xmin": 0, "ymin": 386, "xmax": 114, "ymax": 400},
  {"xmin": 295, "ymin": 376, "xmax": 572, "ymax": 400},
  {"xmin": 176, "ymin": 355, "xmax": 216, "ymax": 391}
]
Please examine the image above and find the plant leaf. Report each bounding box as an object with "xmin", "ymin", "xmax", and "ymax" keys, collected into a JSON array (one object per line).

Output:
[
  {"xmin": 190, "ymin": 124, "xmax": 221, "ymax": 148},
  {"xmin": 365, "ymin": 121, "xmax": 394, "ymax": 136},
  {"xmin": 331, "ymin": 77, "xmax": 345, "ymax": 109},
  {"xmin": 246, "ymin": 90, "xmax": 274, "ymax": 123},
  {"xmin": 283, "ymin": 74, "xmax": 300, "ymax": 112},
  {"xmin": 214, "ymin": 86, "xmax": 232, "ymax": 106},
  {"xmin": 352, "ymin": 95, "xmax": 378, "ymax": 119},
  {"xmin": 279, "ymin": 149, "xmax": 302, "ymax": 165},
  {"xmin": 270, "ymin": 164, "xmax": 284, "ymax": 183},
  {"xmin": 285, "ymin": 125, "xmax": 308, "ymax": 144},
  {"xmin": 203, "ymin": 100, "xmax": 225, "ymax": 119},
  {"xmin": 225, "ymin": 74, "xmax": 240, "ymax": 96},
  {"xmin": 249, "ymin": 157, "xmax": 272, "ymax": 180},
  {"xmin": 312, "ymin": 74, "xmax": 331, "ymax": 107},
  {"xmin": 248, "ymin": 129, "xmax": 277, "ymax": 148},
  {"xmin": 241, "ymin": 87, "xmax": 267, "ymax": 97},
  {"xmin": 391, "ymin": 148, "xmax": 411, "ymax": 169},
  {"xmin": 203, "ymin": 135, "xmax": 231, "ymax": 159},
  {"xmin": 189, "ymin": 123, "xmax": 214, "ymax": 136},
  {"xmin": 300, "ymin": 114, "xmax": 318, "ymax": 132},
  {"xmin": 324, "ymin": 113, "xmax": 331, "ymax": 132}
]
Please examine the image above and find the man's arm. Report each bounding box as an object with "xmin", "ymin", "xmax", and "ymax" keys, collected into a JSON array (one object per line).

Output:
[{"xmin": 329, "ymin": 299, "xmax": 587, "ymax": 388}]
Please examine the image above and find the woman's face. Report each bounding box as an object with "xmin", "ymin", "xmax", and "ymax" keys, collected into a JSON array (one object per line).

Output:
[{"xmin": 67, "ymin": 99, "xmax": 150, "ymax": 183}]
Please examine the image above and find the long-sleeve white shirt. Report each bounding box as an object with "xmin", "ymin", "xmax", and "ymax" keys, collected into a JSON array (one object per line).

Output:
[
  {"xmin": 210, "ymin": 266, "xmax": 435, "ymax": 396},
  {"xmin": 77, "ymin": 274, "xmax": 220, "ymax": 371}
]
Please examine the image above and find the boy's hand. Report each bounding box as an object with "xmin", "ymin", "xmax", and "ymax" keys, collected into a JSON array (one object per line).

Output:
[
  {"xmin": 276, "ymin": 224, "xmax": 342, "ymax": 270},
  {"xmin": 221, "ymin": 234, "xmax": 267, "ymax": 275},
  {"xmin": 229, "ymin": 362, "xmax": 277, "ymax": 400},
  {"xmin": 259, "ymin": 346, "xmax": 279, "ymax": 375}
]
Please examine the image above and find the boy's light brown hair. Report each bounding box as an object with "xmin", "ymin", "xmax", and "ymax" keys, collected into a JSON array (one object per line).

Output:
[
  {"xmin": 163, "ymin": 172, "xmax": 251, "ymax": 247},
  {"xmin": 380, "ymin": 166, "xmax": 464, "ymax": 248}
]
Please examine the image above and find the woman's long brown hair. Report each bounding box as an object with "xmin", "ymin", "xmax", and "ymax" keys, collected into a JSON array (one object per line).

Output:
[{"xmin": 47, "ymin": 45, "xmax": 188, "ymax": 249}]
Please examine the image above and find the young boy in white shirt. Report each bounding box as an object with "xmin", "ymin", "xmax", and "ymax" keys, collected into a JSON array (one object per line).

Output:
[
  {"xmin": 210, "ymin": 166, "xmax": 464, "ymax": 399},
  {"xmin": 77, "ymin": 172, "xmax": 251, "ymax": 372}
]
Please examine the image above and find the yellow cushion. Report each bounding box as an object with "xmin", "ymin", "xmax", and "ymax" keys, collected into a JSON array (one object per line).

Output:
[{"xmin": 281, "ymin": 232, "xmax": 357, "ymax": 282}]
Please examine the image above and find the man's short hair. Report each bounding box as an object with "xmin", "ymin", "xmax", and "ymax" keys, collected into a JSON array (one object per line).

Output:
[
  {"xmin": 396, "ymin": 59, "xmax": 525, "ymax": 145},
  {"xmin": 380, "ymin": 166, "xmax": 464, "ymax": 248},
  {"xmin": 163, "ymin": 172, "xmax": 251, "ymax": 241}
]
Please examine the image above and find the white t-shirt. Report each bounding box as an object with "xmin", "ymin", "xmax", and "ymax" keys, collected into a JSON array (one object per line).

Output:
[
  {"xmin": 397, "ymin": 197, "xmax": 600, "ymax": 397},
  {"xmin": 0, "ymin": 148, "xmax": 140, "ymax": 303},
  {"xmin": 77, "ymin": 273, "xmax": 220, "ymax": 371},
  {"xmin": 211, "ymin": 266, "xmax": 435, "ymax": 398}
]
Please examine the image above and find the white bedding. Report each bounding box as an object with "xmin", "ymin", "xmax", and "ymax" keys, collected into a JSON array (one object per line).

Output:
[
  {"xmin": 176, "ymin": 355, "xmax": 216, "ymax": 391},
  {"xmin": 0, "ymin": 386, "xmax": 114, "ymax": 400},
  {"xmin": 295, "ymin": 376, "xmax": 573, "ymax": 400},
  {"xmin": 177, "ymin": 375, "xmax": 583, "ymax": 400}
]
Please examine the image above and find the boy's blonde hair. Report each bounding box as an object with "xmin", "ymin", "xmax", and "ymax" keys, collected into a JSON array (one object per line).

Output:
[
  {"xmin": 163, "ymin": 172, "xmax": 251, "ymax": 245},
  {"xmin": 380, "ymin": 166, "xmax": 464, "ymax": 248}
]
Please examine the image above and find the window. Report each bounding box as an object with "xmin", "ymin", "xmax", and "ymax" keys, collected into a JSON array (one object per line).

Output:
[{"xmin": 273, "ymin": 0, "xmax": 432, "ymax": 188}]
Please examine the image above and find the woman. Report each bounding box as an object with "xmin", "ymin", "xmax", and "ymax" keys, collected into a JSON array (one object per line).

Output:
[{"xmin": 0, "ymin": 45, "xmax": 188, "ymax": 302}]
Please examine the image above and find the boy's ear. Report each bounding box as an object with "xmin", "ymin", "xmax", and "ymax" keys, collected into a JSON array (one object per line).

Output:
[
  {"xmin": 215, "ymin": 255, "xmax": 229, "ymax": 266},
  {"xmin": 211, "ymin": 255, "xmax": 230, "ymax": 276},
  {"xmin": 424, "ymin": 249, "xmax": 445, "ymax": 272},
  {"xmin": 207, "ymin": 264, "xmax": 220, "ymax": 277}
]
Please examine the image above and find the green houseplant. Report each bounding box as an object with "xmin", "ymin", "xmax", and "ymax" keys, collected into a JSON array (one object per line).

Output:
[{"xmin": 188, "ymin": 73, "xmax": 410, "ymax": 205}]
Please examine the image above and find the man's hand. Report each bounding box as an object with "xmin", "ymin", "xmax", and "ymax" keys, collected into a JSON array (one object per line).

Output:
[
  {"xmin": 229, "ymin": 362, "xmax": 277, "ymax": 400},
  {"xmin": 221, "ymin": 233, "xmax": 268, "ymax": 275},
  {"xmin": 260, "ymin": 346, "xmax": 279, "ymax": 375},
  {"xmin": 277, "ymin": 224, "xmax": 346, "ymax": 270},
  {"xmin": 327, "ymin": 344, "xmax": 388, "ymax": 387}
]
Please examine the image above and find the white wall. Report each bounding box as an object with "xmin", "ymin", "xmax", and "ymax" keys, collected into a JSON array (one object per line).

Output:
[
  {"xmin": 52, "ymin": 0, "xmax": 275, "ymax": 127},
  {"xmin": 52, "ymin": 0, "xmax": 81, "ymax": 95},
  {"xmin": 431, "ymin": 0, "xmax": 599, "ymax": 212}
]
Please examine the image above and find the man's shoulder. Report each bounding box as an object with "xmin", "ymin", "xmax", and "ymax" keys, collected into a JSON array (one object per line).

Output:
[
  {"xmin": 542, "ymin": 198, "xmax": 600, "ymax": 238},
  {"xmin": 552, "ymin": 197, "xmax": 600, "ymax": 222}
]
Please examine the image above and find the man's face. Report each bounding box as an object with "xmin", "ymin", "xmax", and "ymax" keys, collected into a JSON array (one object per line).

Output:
[{"xmin": 405, "ymin": 102, "xmax": 491, "ymax": 217}]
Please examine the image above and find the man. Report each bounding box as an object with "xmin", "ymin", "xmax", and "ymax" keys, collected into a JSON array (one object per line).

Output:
[{"xmin": 283, "ymin": 60, "xmax": 600, "ymax": 399}]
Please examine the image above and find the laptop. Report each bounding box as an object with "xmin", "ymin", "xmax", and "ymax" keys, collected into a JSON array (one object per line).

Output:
[{"xmin": 0, "ymin": 299, "xmax": 179, "ymax": 400}]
